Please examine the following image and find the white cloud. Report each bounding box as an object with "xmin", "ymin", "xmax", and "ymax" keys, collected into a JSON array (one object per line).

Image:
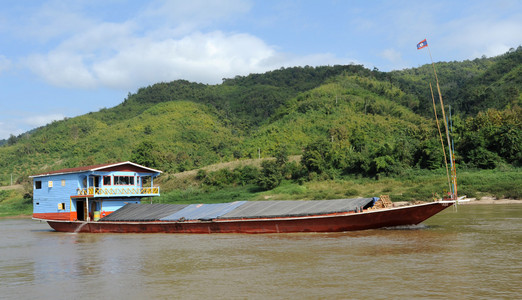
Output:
[
  {"xmin": 23, "ymin": 113, "xmax": 65, "ymax": 128},
  {"xmin": 25, "ymin": 30, "xmax": 283, "ymax": 88},
  {"xmin": 141, "ymin": 0, "xmax": 252, "ymax": 35},
  {"xmin": 26, "ymin": 51, "xmax": 97, "ymax": 88},
  {"xmin": 20, "ymin": 0, "xmax": 351, "ymax": 90},
  {"xmin": 0, "ymin": 120, "xmax": 24, "ymax": 140},
  {"xmin": 18, "ymin": 1, "xmax": 281, "ymax": 88},
  {"xmin": 442, "ymin": 17, "xmax": 522, "ymax": 59},
  {"xmin": 0, "ymin": 122, "xmax": 14, "ymax": 140},
  {"xmin": 417, "ymin": 1, "xmax": 522, "ymax": 61},
  {"xmin": 377, "ymin": 49, "xmax": 409, "ymax": 70},
  {"xmin": 380, "ymin": 49, "xmax": 402, "ymax": 64},
  {"xmin": 95, "ymin": 31, "xmax": 280, "ymax": 86}
]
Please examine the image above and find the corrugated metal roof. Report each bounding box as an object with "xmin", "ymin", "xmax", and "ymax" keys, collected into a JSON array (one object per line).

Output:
[
  {"xmin": 160, "ymin": 201, "xmax": 247, "ymax": 221},
  {"xmin": 99, "ymin": 203, "xmax": 188, "ymax": 221}
]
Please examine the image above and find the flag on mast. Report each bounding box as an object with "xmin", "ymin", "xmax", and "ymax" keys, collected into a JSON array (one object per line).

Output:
[{"xmin": 417, "ymin": 39, "xmax": 428, "ymax": 50}]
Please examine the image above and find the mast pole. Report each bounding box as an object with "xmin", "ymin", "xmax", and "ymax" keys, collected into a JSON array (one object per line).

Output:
[
  {"xmin": 426, "ymin": 44, "xmax": 457, "ymax": 199},
  {"xmin": 430, "ymin": 83, "xmax": 452, "ymax": 193},
  {"xmin": 448, "ymin": 105, "xmax": 457, "ymax": 197}
]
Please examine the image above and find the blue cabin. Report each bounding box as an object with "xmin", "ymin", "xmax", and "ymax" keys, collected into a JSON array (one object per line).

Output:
[{"xmin": 30, "ymin": 161, "xmax": 162, "ymax": 221}]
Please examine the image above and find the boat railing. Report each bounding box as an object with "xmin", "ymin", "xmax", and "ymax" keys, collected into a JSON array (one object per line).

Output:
[{"xmin": 77, "ymin": 186, "xmax": 160, "ymax": 197}]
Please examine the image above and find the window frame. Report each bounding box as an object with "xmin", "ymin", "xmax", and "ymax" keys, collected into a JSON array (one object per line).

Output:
[
  {"xmin": 113, "ymin": 175, "xmax": 135, "ymax": 186},
  {"xmin": 103, "ymin": 176, "xmax": 112, "ymax": 186}
]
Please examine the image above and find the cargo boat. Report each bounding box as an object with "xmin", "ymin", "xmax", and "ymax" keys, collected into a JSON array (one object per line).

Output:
[
  {"xmin": 30, "ymin": 161, "xmax": 454, "ymax": 234},
  {"xmin": 44, "ymin": 199, "xmax": 455, "ymax": 234}
]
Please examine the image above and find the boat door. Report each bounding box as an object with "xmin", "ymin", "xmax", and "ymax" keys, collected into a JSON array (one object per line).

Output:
[{"xmin": 76, "ymin": 200, "xmax": 86, "ymax": 221}]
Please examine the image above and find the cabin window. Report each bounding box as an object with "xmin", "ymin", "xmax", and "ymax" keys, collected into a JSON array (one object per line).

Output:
[
  {"xmin": 58, "ymin": 203, "xmax": 65, "ymax": 210},
  {"xmin": 142, "ymin": 176, "xmax": 151, "ymax": 186},
  {"xmin": 35, "ymin": 181, "xmax": 42, "ymax": 189},
  {"xmin": 114, "ymin": 176, "xmax": 135, "ymax": 185},
  {"xmin": 48, "ymin": 181, "xmax": 53, "ymax": 188},
  {"xmin": 61, "ymin": 179, "xmax": 66, "ymax": 187},
  {"xmin": 103, "ymin": 176, "xmax": 111, "ymax": 186}
]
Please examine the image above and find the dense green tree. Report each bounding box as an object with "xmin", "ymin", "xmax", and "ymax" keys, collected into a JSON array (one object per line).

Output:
[
  {"xmin": 301, "ymin": 139, "xmax": 332, "ymax": 174},
  {"xmin": 257, "ymin": 160, "xmax": 283, "ymax": 190},
  {"xmin": 415, "ymin": 138, "xmax": 446, "ymax": 170},
  {"xmin": 457, "ymin": 107, "xmax": 522, "ymax": 167},
  {"xmin": 7, "ymin": 135, "xmax": 17, "ymax": 146},
  {"xmin": 274, "ymin": 144, "xmax": 289, "ymax": 166},
  {"xmin": 130, "ymin": 141, "xmax": 159, "ymax": 168}
]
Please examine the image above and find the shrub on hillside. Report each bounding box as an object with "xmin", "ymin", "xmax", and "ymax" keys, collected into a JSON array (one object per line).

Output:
[{"xmin": 257, "ymin": 160, "xmax": 283, "ymax": 190}]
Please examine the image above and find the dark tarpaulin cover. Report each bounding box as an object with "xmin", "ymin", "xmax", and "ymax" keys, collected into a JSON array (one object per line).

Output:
[
  {"xmin": 160, "ymin": 201, "xmax": 247, "ymax": 221},
  {"xmin": 218, "ymin": 198, "xmax": 375, "ymax": 219},
  {"xmin": 99, "ymin": 198, "xmax": 376, "ymax": 222},
  {"xmin": 99, "ymin": 203, "xmax": 188, "ymax": 222}
]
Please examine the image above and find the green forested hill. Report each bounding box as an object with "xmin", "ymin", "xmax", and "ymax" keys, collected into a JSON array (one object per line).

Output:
[
  {"xmin": 0, "ymin": 100, "xmax": 240, "ymax": 179},
  {"xmin": 387, "ymin": 46, "xmax": 522, "ymax": 116},
  {"xmin": 0, "ymin": 48, "xmax": 521, "ymax": 207}
]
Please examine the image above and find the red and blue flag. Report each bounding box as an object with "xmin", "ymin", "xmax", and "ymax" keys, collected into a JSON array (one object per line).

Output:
[{"xmin": 417, "ymin": 39, "xmax": 428, "ymax": 50}]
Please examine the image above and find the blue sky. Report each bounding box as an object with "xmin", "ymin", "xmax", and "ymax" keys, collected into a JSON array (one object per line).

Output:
[{"xmin": 1, "ymin": 0, "xmax": 521, "ymax": 140}]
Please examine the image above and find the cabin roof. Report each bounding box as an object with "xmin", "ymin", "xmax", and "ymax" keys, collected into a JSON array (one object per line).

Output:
[{"xmin": 29, "ymin": 161, "xmax": 162, "ymax": 178}]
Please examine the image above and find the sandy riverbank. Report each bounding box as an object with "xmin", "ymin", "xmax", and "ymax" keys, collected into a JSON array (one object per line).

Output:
[
  {"xmin": 390, "ymin": 197, "xmax": 521, "ymax": 207},
  {"xmin": 458, "ymin": 196, "xmax": 522, "ymax": 205}
]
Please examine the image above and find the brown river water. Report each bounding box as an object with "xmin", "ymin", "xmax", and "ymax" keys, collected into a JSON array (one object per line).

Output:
[{"xmin": 1, "ymin": 204, "xmax": 520, "ymax": 299}]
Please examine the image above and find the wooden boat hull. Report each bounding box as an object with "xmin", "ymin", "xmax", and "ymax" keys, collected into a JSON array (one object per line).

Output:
[{"xmin": 42, "ymin": 201, "xmax": 454, "ymax": 234}]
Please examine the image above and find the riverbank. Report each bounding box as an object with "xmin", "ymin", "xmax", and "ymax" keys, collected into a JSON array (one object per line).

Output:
[
  {"xmin": 0, "ymin": 214, "xmax": 31, "ymax": 219},
  {"xmin": 458, "ymin": 197, "xmax": 522, "ymax": 205}
]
